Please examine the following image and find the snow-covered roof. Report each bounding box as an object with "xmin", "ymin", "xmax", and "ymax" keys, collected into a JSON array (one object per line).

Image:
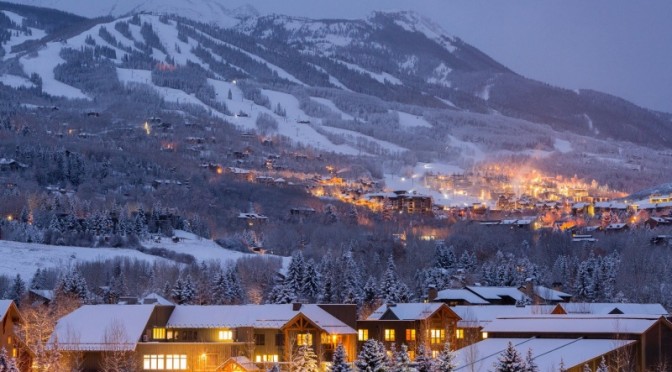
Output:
[
  {"xmin": 453, "ymin": 337, "xmax": 635, "ymax": 371},
  {"xmin": 605, "ymin": 223, "xmax": 628, "ymax": 229},
  {"xmin": 51, "ymin": 305, "xmax": 157, "ymax": 351},
  {"xmin": 166, "ymin": 304, "xmax": 355, "ymax": 334},
  {"xmin": 594, "ymin": 201, "xmax": 628, "ymax": 209},
  {"xmin": 452, "ymin": 305, "xmax": 555, "ymax": 328},
  {"xmin": 435, "ymin": 289, "xmax": 489, "ymax": 305},
  {"xmin": 224, "ymin": 356, "xmax": 260, "ymax": 371},
  {"xmin": 465, "ymin": 286, "xmax": 528, "ymax": 302},
  {"xmin": 528, "ymin": 285, "xmax": 572, "ymax": 301},
  {"xmin": 556, "ymin": 303, "xmax": 668, "ymax": 316},
  {"xmin": 141, "ymin": 292, "xmax": 174, "ymax": 305},
  {"xmin": 367, "ymin": 303, "xmax": 448, "ymax": 321},
  {"xmin": 482, "ymin": 314, "xmax": 664, "ymax": 335},
  {"xmin": 29, "ymin": 289, "xmax": 55, "ymax": 301},
  {"xmin": 0, "ymin": 300, "xmax": 15, "ymax": 320}
]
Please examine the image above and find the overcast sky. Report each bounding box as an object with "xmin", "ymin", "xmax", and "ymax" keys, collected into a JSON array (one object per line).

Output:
[{"xmin": 229, "ymin": 0, "xmax": 672, "ymax": 113}]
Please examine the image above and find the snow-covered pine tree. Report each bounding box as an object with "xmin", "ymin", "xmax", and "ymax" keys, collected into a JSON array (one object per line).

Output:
[
  {"xmin": 362, "ymin": 276, "xmax": 379, "ymax": 306},
  {"xmin": 181, "ymin": 275, "xmax": 196, "ymax": 304},
  {"xmin": 286, "ymin": 250, "xmax": 306, "ymax": 296},
  {"xmin": 329, "ymin": 343, "xmax": 352, "ymax": 372},
  {"xmin": 433, "ymin": 342, "xmax": 457, "ymax": 372},
  {"xmin": 211, "ymin": 271, "xmax": 228, "ymax": 305},
  {"xmin": 390, "ymin": 344, "xmax": 416, "ymax": 372},
  {"xmin": 582, "ymin": 364, "xmax": 591, "ymax": 372},
  {"xmin": 0, "ymin": 347, "xmax": 20, "ymax": 372},
  {"xmin": 267, "ymin": 364, "xmax": 280, "ymax": 372},
  {"xmin": 596, "ymin": 357, "xmax": 608, "ymax": 372},
  {"xmin": 10, "ymin": 274, "xmax": 26, "ymax": 306},
  {"xmin": 225, "ymin": 266, "xmax": 245, "ymax": 304},
  {"xmin": 341, "ymin": 251, "xmax": 363, "ymax": 305},
  {"xmin": 56, "ymin": 268, "xmax": 89, "ymax": 303},
  {"xmin": 493, "ymin": 342, "xmax": 526, "ymax": 372},
  {"xmin": 524, "ymin": 349, "xmax": 538, "ymax": 372},
  {"xmin": 380, "ymin": 255, "xmax": 404, "ymax": 304},
  {"xmin": 414, "ymin": 343, "xmax": 432, "ymax": 372},
  {"xmin": 434, "ymin": 244, "xmax": 457, "ymax": 270},
  {"xmin": 302, "ymin": 259, "xmax": 321, "ymax": 303},
  {"xmin": 293, "ymin": 345, "xmax": 319, "ymax": 372},
  {"xmin": 355, "ymin": 339, "xmax": 387, "ymax": 372},
  {"xmin": 267, "ymin": 277, "xmax": 297, "ymax": 304}
]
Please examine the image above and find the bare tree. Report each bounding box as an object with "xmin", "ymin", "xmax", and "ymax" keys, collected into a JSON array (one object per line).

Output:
[{"xmin": 100, "ymin": 318, "xmax": 139, "ymax": 372}]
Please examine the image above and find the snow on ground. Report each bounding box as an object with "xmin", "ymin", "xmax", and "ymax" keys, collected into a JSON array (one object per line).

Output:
[
  {"xmin": 117, "ymin": 68, "xmax": 228, "ymax": 119},
  {"xmin": 309, "ymin": 97, "xmax": 355, "ymax": 121},
  {"xmin": 446, "ymin": 134, "xmax": 485, "ymax": 162},
  {"xmin": 583, "ymin": 113, "xmax": 599, "ymax": 135},
  {"xmin": 436, "ymin": 97, "xmax": 458, "ymax": 109},
  {"xmin": 20, "ymin": 43, "xmax": 90, "ymax": 100},
  {"xmin": 1, "ymin": 10, "xmax": 24, "ymax": 25},
  {"xmin": 478, "ymin": 84, "xmax": 492, "ymax": 101},
  {"xmin": 554, "ymin": 138, "xmax": 573, "ymax": 153},
  {"xmin": 394, "ymin": 110, "xmax": 432, "ymax": 129},
  {"xmin": 141, "ymin": 16, "xmax": 206, "ymax": 68},
  {"xmin": 319, "ymin": 125, "xmax": 407, "ymax": 154},
  {"xmin": 308, "ymin": 63, "xmax": 351, "ymax": 91},
  {"xmin": 0, "ymin": 11, "xmax": 47, "ymax": 58},
  {"xmin": 207, "ymin": 80, "xmax": 361, "ymax": 155},
  {"xmin": 0, "ymin": 239, "xmax": 170, "ymax": 280},
  {"xmin": 0, "ymin": 74, "xmax": 35, "ymax": 89},
  {"xmin": 334, "ymin": 59, "xmax": 402, "ymax": 85}
]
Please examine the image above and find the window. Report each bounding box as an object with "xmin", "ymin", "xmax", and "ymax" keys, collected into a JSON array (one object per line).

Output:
[
  {"xmin": 12, "ymin": 348, "xmax": 17, "ymax": 358},
  {"xmin": 297, "ymin": 333, "xmax": 313, "ymax": 346},
  {"xmin": 255, "ymin": 334, "xmax": 266, "ymax": 346},
  {"xmin": 255, "ymin": 354, "xmax": 279, "ymax": 363},
  {"xmin": 218, "ymin": 330, "xmax": 233, "ymax": 341},
  {"xmin": 143, "ymin": 354, "xmax": 187, "ymax": 370},
  {"xmin": 384, "ymin": 329, "xmax": 395, "ymax": 342},
  {"xmin": 405, "ymin": 329, "xmax": 416, "ymax": 341},
  {"xmin": 482, "ymin": 332, "xmax": 488, "ymax": 339},
  {"xmin": 455, "ymin": 329, "xmax": 464, "ymax": 339},
  {"xmin": 430, "ymin": 329, "xmax": 445, "ymax": 344},
  {"xmin": 358, "ymin": 329, "xmax": 369, "ymax": 341},
  {"xmin": 431, "ymin": 350, "xmax": 439, "ymax": 358},
  {"xmin": 152, "ymin": 328, "xmax": 166, "ymax": 340},
  {"xmin": 407, "ymin": 350, "xmax": 415, "ymax": 360},
  {"xmin": 321, "ymin": 333, "xmax": 341, "ymax": 345}
]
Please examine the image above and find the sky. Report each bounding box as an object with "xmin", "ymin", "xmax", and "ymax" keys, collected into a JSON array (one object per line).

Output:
[{"xmin": 227, "ymin": 0, "xmax": 672, "ymax": 113}]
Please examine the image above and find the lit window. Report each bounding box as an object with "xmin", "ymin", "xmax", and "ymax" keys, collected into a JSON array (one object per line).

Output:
[
  {"xmin": 12, "ymin": 348, "xmax": 17, "ymax": 358},
  {"xmin": 219, "ymin": 330, "xmax": 233, "ymax": 341},
  {"xmin": 143, "ymin": 354, "xmax": 187, "ymax": 370},
  {"xmin": 321, "ymin": 334, "xmax": 341, "ymax": 345},
  {"xmin": 406, "ymin": 329, "xmax": 416, "ymax": 341},
  {"xmin": 358, "ymin": 329, "xmax": 369, "ymax": 341},
  {"xmin": 297, "ymin": 333, "xmax": 313, "ymax": 346},
  {"xmin": 408, "ymin": 350, "xmax": 415, "ymax": 360},
  {"xmin": 430, "ymin": 329, "xmax": 445, "ymax": 344},
  {"xmin": 256, "ymin": 354, "xmax": 279, "ymax": 362},
  {"xmin": 482, "ymin": 332, "xmax": 488, "ymax": 339},
  {"xmin": 456, "ymin": 329, "xmax": 464, "ymax": 339},
  {"xmin": 152, "ymin": 328, "xmax": 166, "ymax": 340},
  {"xmin": 384, "ymin": 329, "xmax": 395, "ymax": 342},
  {"xmin": 431, "ymin": 350, "xmax": 439, "ymax": 358}
]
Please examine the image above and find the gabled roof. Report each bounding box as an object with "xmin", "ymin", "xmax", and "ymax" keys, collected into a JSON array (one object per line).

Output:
[
  {"xmin": 453, "ymin": 337, "xmax": 635, "ymax": 371},
  {"xmin": 555, "ymin": 302, "xmax": 668, "ymax": 316},
  {"xmin": 221, "ymin": 356, "xmax": 260, "ymax": 372},
  {"xmin": 435, "ymin": 289, "xmax": 489, "ymax": 305},
  {"xmin": 165, "ymin": 304, "xmax": 355, "ymax": 334},
  {"xmin": 366, "ymin": 303, "xmax": 455, "ymax": 321},
  {"xmin": 527, "ymin": 285, "xmax": 572, "ymax": 301},
  {"xmin": 51, "ymin": 305, "xmax": 157, "ymax": 351},
  {"xmin": 452, "ymin": 305, "xmax": 556, "ymax": 328},
  {"xmin": 141, "ymin": 292, "xmax": 174, "ymax": 305},
  {"xmin": 0, "ymin": 300, "xmax": 18, "ymax": 321},
  {"xmin": 465, "ymin": 286, "xmax": 529, "ymax": 302},
  {"xmin": 482, "ymin": 314, "xmax": 666, "ymax": 335}
]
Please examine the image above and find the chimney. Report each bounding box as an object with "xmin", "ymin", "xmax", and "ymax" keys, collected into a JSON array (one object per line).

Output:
[
  {"xmin": 427, "ymin": 285, "xmax": 438, "ymax": 302},
  {"xmin": 292, "ymin": 303, "xmax": 302, "ymax": 311},
  {"xmin": 524, "ymin": 278, "xmax": 533, "ymax": 296}
]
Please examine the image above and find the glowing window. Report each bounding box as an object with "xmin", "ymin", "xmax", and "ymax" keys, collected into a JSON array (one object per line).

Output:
[
  {"xmin": 430, "ymin": 329, "xmax": 445, "ymax": 344},
  {"xmin": 431, "ymin": 350, "xmax": 439, "ymax": 358},
  {"xmin": 219, "ymin": 330, "xmax": 233, "ymax": 341},
  {"xmin": 482, "ymin": 332, "xmax": 488, "ymax": 339},
  {"xmin": 358, "ymin": 329, "xmax": 369, "ymax": 341},
  {"xmin": 384, "ymin": 329, "xmax": 395, "ymax": 342},
  {"xmin": 256, "ymin": 355, "xmax": 279, "ymax": 363},
  {"xmin": 455, "ymin": 329, "xmax": 464, "ymax": 339},
  {"xmin": 405, "ymin": 329, "xmax": 416, "ymax": 341},
  {"xmin": 152, "ymin": 328, "xmax": 166, "ymax": 340},
  {"xmin": 408, "ymin": 350, "xmax": 415, "ymax": 360},
  {"xmin": 297, "ymin": 333, "xmax": 313, "ymax": 346},
  {"xmin": 143, "ymin": 354, "xmax": 187, "ymax": 370}
]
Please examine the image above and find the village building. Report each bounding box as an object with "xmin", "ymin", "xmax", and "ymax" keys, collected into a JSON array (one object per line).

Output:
[
  {"xmin": 0, "ymin": 300, "xmax": 29, "ymax": 368},
  {"xmin": 50, "ymin": 303, "xmax": 357, "ymax": 371},
  {"xmin": 357, "ymin": 303, "xmax": 460, "ymax": 358}
]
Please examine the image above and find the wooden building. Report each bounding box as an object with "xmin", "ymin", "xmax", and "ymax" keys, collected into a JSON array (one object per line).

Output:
[{"xmin": 50, "ymin": 303, "xmax": 357, "ymax": 372}]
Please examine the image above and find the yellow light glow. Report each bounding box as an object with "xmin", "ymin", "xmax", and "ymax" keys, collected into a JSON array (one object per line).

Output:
[{"xmin": 144, "ymin": 122, "xmax": 151, "ymax": 135}]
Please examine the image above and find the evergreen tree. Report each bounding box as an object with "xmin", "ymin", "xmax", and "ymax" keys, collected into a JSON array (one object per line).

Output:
[
  {"xmin": 181, "ymin": 275, "xmax": 196, "ymax": 304},
  {"xmin": 0, "ymin": 347, "xmax": 20, "ymax": 372},
  {"xmin": 390, "ymin": 344, "xmax": 416, "ymax": 372},
  {"xmin": 414, "ymin": 344, "xmax": 432, "ymax": 372},
  {"xmin": 30, "ymin": 268, "xmax": 46, "ymax": 290},
  {"xmin": 434, "ymin": 244, "xmax": 457, "ymax": 270},
  {"xmin": 582, "ymin": 364, "xmax": 591, "ymax": 372},
  {"xmin": 10, "ymin": 274, "xmax": 26, "ymax": 306},
  {"xmin": 225, "ymin": 266, "xmax": 245, "ymax": 304},
  {"xmin": 267, "ymin": 277, "xmax": 297, "ymax": 304},
  {"xmin": 433, "ymin": 342, "xmax": 457, "ymax": 372},
  {"xmin": 355, "ymin": 339, "xmax": 387, "ymax": 372},
  {"xmin": 211, "ymin": 271, "xmax": 228, "ymax": 305},
  {"xmin": 227, "ymin": 89, "xmax": 233, "ymax": 100},
  {"xmin": 524, "ymin": 349, "xmax": 538, "ymax": 372},
  {"xmin": 494, "ymin": 342, "xmax": 526, "ymax": 372},
  {"xmin": 56, "ymin": 268, "xmax": 89, "ymax": 302},
  {"xmin": 329, "ymin": 343, "xmax": 352, "ymax": 372},
  {"xmin": 267, "ymin": 365, "xmax": 280, "ymax": 372},
  {"xmin": 380, "ymin": 255, "xmax": 405, "ymax": 303},
  {"xmin": 341, "ymin": 251, "xmax": 363, "ymax": 305},
  {"xmin": 324, "ymin": 204, "xmax": 338, "ymax": 224},
  {"xmin": 286, "ymin": 250, "xmax": 306, "ymax": 296},
  {"xmin": 596, "ymin": 357, "xmax": 608, "ymax": 372},
  {"xmin": 362, "ymin": 276, "xmax": 379, "ymax": 306},
  {"xmin": 293, "ymin": 345, "xmax": 319, "ymax": 372},
  {"xmin": 302, "ymin": 259, "xmax": 321, "ymax": 302}
]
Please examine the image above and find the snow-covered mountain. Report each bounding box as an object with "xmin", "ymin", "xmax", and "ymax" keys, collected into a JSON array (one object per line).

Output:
[{"xmin": 0, "ymin": 1, "xmax": 671, "ymax": 182}]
